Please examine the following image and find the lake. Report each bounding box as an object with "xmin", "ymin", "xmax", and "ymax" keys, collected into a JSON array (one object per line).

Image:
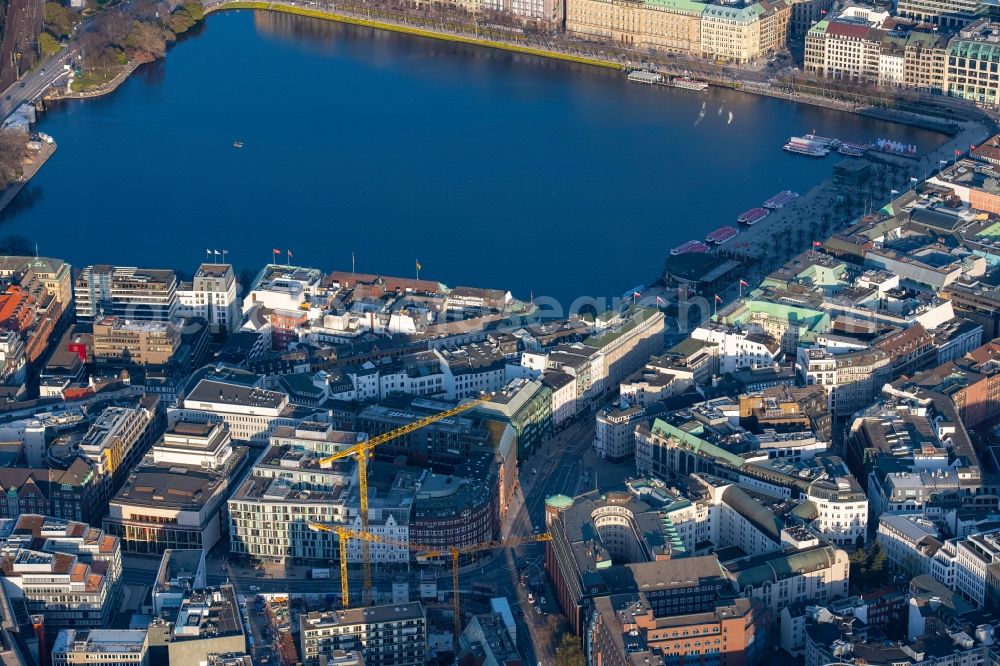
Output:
[{"xmin": 2, "ymin": 9, "xmax": 946, "ymax": 306}]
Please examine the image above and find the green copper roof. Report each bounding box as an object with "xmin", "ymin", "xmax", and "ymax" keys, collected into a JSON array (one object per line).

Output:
[
  {"xmin": 546, "ymin": 494, "xmax": 574, "ymax": 509},
  {"xmin": 644, "ymin": 0, "xmax": 709, "ymax": 14},
  {"xmin": 950, "ymin": 38, "xmax": 1000, "ymax": 61},
  {"xmin": 702, "ymin": 2, "xmax": 765, "ymax": 21},
  {"xmin": 651, "ymin": 419, "xmax": 746, "ymax": 469}
]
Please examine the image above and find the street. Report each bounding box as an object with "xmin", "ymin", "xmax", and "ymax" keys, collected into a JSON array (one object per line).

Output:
[
  {"xmin": 118, "ymin": 413, "xmax": 636, "ymax": 664},
  {"xmin": 0, "ymin": 50, "xmax": 73, "ymax": 121}
]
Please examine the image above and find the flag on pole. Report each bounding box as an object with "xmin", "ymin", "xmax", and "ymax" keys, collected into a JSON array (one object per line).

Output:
[
  {"xmin": 972, "ymin": 144, "xmax": 977, "ymax": 151},
  {"xmin": 633, "ymin": 291, "xmax": 642, "ymax": 298},
  {"xmin": 213, "ymin": 250, "xmax": 221, "ymax": 257},
  {"xmin": 955, "ymin": 149, "xmax": 961, "ymax": 156},
  {"xmin": 288, "ymin": 250, "xmax": 293, "ymax": 258},
  {"xmin": 812, "ymin": 241, "xmax": 822, "ymax": 247},
  {"xmin": 416, "ymin": 260, "xmax": 422, "ymax": 271},
  {"xmin": 273, "ymin": 249, "xmax": 281, "ymax": 255},
  {"xmin": 714, "ymin": 294, "xmax": 722, "ymax": 303},
  {"xmin": 739, "ymin": 279, "xmax": 749, "ymax": 287},
  {"xmin": 656, "ymin": 295, "xmax": 665, "ymax": 305}
]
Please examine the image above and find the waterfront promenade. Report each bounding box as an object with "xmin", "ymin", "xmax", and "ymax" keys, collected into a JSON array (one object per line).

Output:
[{"xmin": 722, "ymin": 118, "xmax": 993, "ymax": 287}]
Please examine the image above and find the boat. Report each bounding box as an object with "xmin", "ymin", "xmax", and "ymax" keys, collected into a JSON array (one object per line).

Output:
[
  {"xmin": 763, "ymin": 190, "xmax": 799, "ymax": 210},
  {"xmin": 804, "ymin": 133, "xmax": 842, "ymax": 148},
  {"xmin": 628, "ymin": 69, "xmax": 663, "ymax": 85},
  {"xmin": 671, "ymin": 240, "xmax": 711, "ymax": 256},
  {"xmin": 784, "ymin": 142, "xmax": 827, "ymax": 157},
  {"xmin": 706, "ymin": 226, "xmax": 738, "ymax": 245},
  {"xmin": 738, "ymin": 207, "xmax": 769, "ymax": 226},
  {"xmin": 838, "ymin": 142, "xmax": 868, "ymax": 157},
  {"xmin": 788, "ymin": 136, "xmax": 829, "ymax": 150},
  {"xmin": 233, "ymin": 141, "xmax": 244, "ymax": 148},
  {"xmin": 669, "ymin": 77, "xmax": 709, "ymax": 91}
]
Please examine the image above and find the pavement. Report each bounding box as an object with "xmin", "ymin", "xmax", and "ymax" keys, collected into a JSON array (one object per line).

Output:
[{"xmin": 0, "ymin": 49, "xmax": 73, "ymax": 121}]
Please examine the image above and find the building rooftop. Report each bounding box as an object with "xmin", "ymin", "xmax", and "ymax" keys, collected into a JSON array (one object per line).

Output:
[{"xmin": 53, "ymin": 630, "xmax": 147, "ymax": 655}]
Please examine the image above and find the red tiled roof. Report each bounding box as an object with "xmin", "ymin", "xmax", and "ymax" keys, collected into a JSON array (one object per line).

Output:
[{"xmin": 827, "ymin": 21, "xmax": 876, "ymax": 39}]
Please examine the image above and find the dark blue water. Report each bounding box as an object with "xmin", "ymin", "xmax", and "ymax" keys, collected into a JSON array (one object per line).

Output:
[{"xmin": 3, "ymin": 10, "xmax": 944, "ymax": 305}]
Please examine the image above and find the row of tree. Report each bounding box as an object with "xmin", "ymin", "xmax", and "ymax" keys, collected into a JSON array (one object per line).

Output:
[{"xmin": 41, "ymin": 0, "xmax": 204, "ymax": 86}]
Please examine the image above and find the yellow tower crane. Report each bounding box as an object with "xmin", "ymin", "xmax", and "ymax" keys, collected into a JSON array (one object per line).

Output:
[
  {"xmin": 306, "ymin": 524, "xmax": 381, "ymax": 608},
  {"xmin": 316, "ymin": 394, "xmax": 492, "ymax": 604},
  {"xmin": 307, "ymin": 523, "xmax": 552, "ymax": 646}
]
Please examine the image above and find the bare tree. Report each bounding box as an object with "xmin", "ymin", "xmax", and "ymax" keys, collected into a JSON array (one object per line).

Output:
[
  {"xmin": 127, "ymin": 20, "xmax": 167, "ymax": 58},
  {"xmin": 0, "ymin": 130, "xmax": 27, "ymax": 190}
]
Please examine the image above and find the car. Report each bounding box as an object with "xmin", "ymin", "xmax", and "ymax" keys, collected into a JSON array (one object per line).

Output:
[
  {"xmin": 18, "ymin": 82, "xmax": 25, "ymax": 88},
  {"xmin": 535, "ymin": 606, "xmax": 543, "ymax": 614},
  {"xmin": 248, "ymin": 585, "xmax": 261, "ymax": 591}
]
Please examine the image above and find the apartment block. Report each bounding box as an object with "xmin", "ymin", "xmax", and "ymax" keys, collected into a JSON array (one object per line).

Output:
[
  {"xmin": 92, "ymin": 316, "xmax": 181, "ymax": 368},
  {"xmin": 946, "ymin": 20, "xmax": 1000, "ymax": 105},
  {"xmin": 228, "ymin": 443, "xmax": 410, "ymax": 565},
  {"xmin": 299, "ymin": 604, "xmax": 427, "ymax": 666},
  {"xmin": 0, "ymin": 515, "xmax": 122, "ymax": 638},
  {"xmin": 75, "ymin": 265, "xmax": 178, "ymax": 323},
  {"xmin": 177, "ymin": 263, "xmax": 241, "ymax": 335},
  {"xmin": 105, "ymin": 421, "xmax": 250, "ymax": 555},
  {"xmin": 589, "ymin": 595, "xmax": 767, "ymax": 666}
]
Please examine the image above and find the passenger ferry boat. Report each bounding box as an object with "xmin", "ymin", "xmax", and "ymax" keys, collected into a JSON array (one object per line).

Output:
[
  {"xmin": 669, "ymin": 77, "xmax": 710, "ymax": 91},
  {"xmin": 706, "ymin": 226, "xmax": 738, "ymax": 245},
  {"xmin": 803, "ymin": 133, "xmax": 842, "ymax": 148},
  {"xmin": 627, "ymin": 70, "xmax": 663, "ymax": 85},
  {"xmin": 763, "ymin": 190, "xmax": 799, "ymax": 210},
  {"xmin": 784, "ymin": 142, "xmax": 827, "ymax": 157},
  {"xmin": 738, "ymin": 207, "xmax": 769, "ymax": 225},
  {"xmin": 671, "ymin": 240, "xmax": 711, "ymax": 256}
]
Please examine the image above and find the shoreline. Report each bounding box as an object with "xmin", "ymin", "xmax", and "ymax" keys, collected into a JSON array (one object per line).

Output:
[
  {"xmin": 49, "ymin": 58, "xmax": 145, "ymax": 101},
  {"xmin": 45, "ymin": 0, "xmax": 987, "ymax": 136},
  {"xmin": 0, "ymin": 140, "xmax": 57, "ymax": 217},
  {"xmin": 19, "ymin": 3, "xmax": 995, "ymax": 304},
  {"xmin": 206, "ymin": 1, "xmax": 620, "ymax": 69}
]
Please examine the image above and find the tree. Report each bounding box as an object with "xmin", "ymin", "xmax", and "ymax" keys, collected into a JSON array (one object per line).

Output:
[
  {"xmin": 167, "ymin": 8, "xmax": 196, "ymax": 34},
  {"xmin": 183, "ymin": 0, "xmax": 204, "ymax": 21},
  {"xmin": 94, "ymin": 10, "xmax": 132, "ymax": 47},
  {"xmin": 554, "ymin": 634, "xmax": 584, "ymax": 666},
  {"xmin": 0, "ymin": 235, "xmax": 36, "ymax": 256},
  {"xmin": 127, "ymin": 20, "xmax": 167, "ymax": 58},
  {"xmin": 43, "ymin": 1, "xmax": 77, "ymax": 39},
  {"xmin": 39, "ymin": 32, "xmax": 62, "ymax": 56},
  {"xmin": 0, "ymin": 130, "xmax": 27, "ymax": 190}
]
